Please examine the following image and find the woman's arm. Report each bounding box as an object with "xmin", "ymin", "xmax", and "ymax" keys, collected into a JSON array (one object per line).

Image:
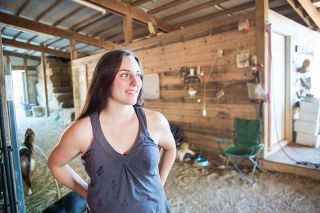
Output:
[
  {"xmin": 156, "ymin": 113, "xmax": 176, "ymax": 186},
  {"xmin": 47, "ymin": 117, "xmax": 92, "ymax": 198}
]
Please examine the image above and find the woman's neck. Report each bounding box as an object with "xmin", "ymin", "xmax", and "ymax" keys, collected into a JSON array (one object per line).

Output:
[{"xmin": 101, "ymin": 101, "xmax": 135, "ymax": 124}]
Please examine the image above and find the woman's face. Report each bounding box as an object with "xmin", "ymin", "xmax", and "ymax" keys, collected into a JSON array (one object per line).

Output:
[{"xmin": 110, "ymin": 56, "xmax": 142, "ymax": 106}]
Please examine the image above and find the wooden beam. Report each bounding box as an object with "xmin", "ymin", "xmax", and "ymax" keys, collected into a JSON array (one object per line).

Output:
[
  {"xmin": 92, "ymin": 20, "xmax": 122, "ymax": 37},
  {"xmin": 70, "ymin": 39, "xmax": 78, "ymax": 60},
  {"xmin": 255, "ymin": 0, "xmax": 269, "ymax": 152},
  {"xmin": 41, "ymin": 51, "xmax": 49, "ymax": 117},
  {"xmin": 89, "ymin": 0, "xmax": 176, "ymax": 31},
  {"xmin": 131, "ymin": 0, "xmax": 151, "ymax": 7},
  {"xmin": 15, "ymin": 0, "xmax": 32, "ymax": 16},
  {"xmin": 297, "ymin": 0, "xmax": 320, "ymax": 29},
  {"xmin": 3, "ymin": 50, "xmax": 40, "ymax": 60},
  {"xmin": 2, "ymin": 38, "xmax": 70, "ymax": 58},
  {"xmin": 287, "ymin": 0, "xmax": 313, "ymax": 28},
  {"xmin": 35, "ymin": 0, "xmax": 64, "ymax": 21},
  {"xmin": 147, "ymin": 0, "xmax": 191, "ymax": 15},
  {"xmin": 162, "ymin": 0, "xmax": 229, "ymax": 21},
  {"xmin": 13, "ymin": 32, "xmax": 23, "ymax": 40},
  {"xmin": 77, "ymin": 45, "xmax": 89, "ymax": 51},
  {"xmin": 53, "ymin": 6, "xmax": 86, "ymax": 27},
  {"xmin": 271, "ymin": 5, "xmax": 293, "ymax": 13},
  {"xmin": 23, "ymin": 58, "xmax": 30, "ymax": 103},
  {"xmin": 46, "ymin": 37, "xmax": 64, "ymax": 47},
  {"xmin": 1, "ymin": 27, "xmax": 6, "ymax": 34},
  {"xmin": 101, "ymin": 24, "xmax": 123, "ymax": 40},
  {"xmin": 74, "ymin": 13, "xmax": 113, "ymax": 32},
  {"xmin": 107, "ymin": 26, "xmax": 149, "ymax": 42},
  {"xmin": 59, "ymin": 44, "xmax": 70, "ymax": 51},
  {"xmin": 124, "ymin": 11, "xmax": 133, "ymax": 44},
  {"xmin": 0, "ymin": 12, "xmax": 118, "ymax": 49},
  {"xmin": 128, "ymin": 11, "xmax": 255, "ymax": 50},
  {"xmin": 109, "ymin": 25, "xmax": 146, "ymax": 43},
  {"xmin": 41, "ymin": 38, "xmax": 55, "ymax": 46},
  {"xmin": 255, "ymin": 0, "xmax": 268, "ymax": 70},
  {"xmin": 11, "ymin": 65, "xmax": 37, "ymax": 70},
  {"xmin": 178, "ymin": 1, "xmax": 255, "ymax": 27},
  {"xmin": 27, "ymin": 35, "xmax": 38, "ymax": 43},
  {"xmin": 69, "ymin": 12, "xmax": 102, "ymax": 31}
]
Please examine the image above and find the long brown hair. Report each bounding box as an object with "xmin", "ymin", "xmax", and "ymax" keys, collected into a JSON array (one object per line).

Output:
[{"xmin": 77, "ymin": 49, "xmax": 143, "ymax": 120}]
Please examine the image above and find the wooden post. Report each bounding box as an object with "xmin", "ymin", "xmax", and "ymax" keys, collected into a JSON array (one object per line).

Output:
[
  {"xmin": 124, "ymin": 8, "xmax": 133, "ymax": 44},
  {"xmin": 23, "ymin": 57, "xmax": 29, "ymax": 103},
  {"xmin": 0, "ymin": 36, "xmax": 11, "ymax": 146},
  {"xmin": 255, "ymin": 0, "xmax": 269, "ymax": 154},
  {"xmin": 70, "ymin": 39, "xmax": 78, "ymax": 60},
  {"xmin": 41, "ymin": 51, "xmax": 49, "ymax": 117}
]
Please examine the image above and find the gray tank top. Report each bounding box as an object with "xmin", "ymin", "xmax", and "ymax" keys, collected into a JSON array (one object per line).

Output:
[{"xmin": 81, "ymin": 106, "xmax": 170, "ymax": 213}]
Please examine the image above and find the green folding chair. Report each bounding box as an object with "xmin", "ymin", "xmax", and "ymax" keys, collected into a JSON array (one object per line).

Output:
[{"xmin": 213, "ymin": 118, "xmax": 264, "ymax": 182}]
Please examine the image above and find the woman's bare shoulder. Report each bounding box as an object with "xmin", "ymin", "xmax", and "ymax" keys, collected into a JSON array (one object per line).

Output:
[
  {"xmin": 62, "ymin": 116, "xmax": 93, "ymax": 142},
  {"xmin": 143, "ymin": 108, "xmax": 168, "ymax": 127}
]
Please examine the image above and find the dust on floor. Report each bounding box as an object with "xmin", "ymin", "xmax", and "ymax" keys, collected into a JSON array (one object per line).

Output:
[{"xmin": 15, "ymin": 108, "xmax": 320, "ymax": 213}]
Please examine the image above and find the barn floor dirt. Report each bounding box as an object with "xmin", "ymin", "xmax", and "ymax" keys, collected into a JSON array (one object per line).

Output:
[{"xmin": 15, "ymin": 107, "xmax": 320, "ymax": 213}]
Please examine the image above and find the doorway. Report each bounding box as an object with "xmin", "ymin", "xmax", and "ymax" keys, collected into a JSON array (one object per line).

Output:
[{"xmin": 269, "ymin": 32, "xmax": 289, "ymax": 152}]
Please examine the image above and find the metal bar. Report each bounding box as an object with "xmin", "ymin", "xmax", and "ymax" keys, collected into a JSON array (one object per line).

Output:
[
  {"xmin": 7, "ymin": 92, "xmax": 25, "ymax": 213},
  {"xmin": 3, "ymin": 51, "xmax": 25, "ymax": 213},
  {"xmin": 0, "ymin": 91, "xmax": 17, "ymax": 212},
  {"xmin": 0, "ymin": 158, "xmax": 9, "ymax": 212}
]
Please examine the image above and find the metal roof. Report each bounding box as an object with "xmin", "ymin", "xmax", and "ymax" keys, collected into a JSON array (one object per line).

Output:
[{"xmin": 0, "ymin": 0, "xmax": 319, "ymax": 59}]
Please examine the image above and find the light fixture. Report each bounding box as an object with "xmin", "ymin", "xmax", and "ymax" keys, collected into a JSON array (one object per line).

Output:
[{"xmin": 71, "ymin": 0, "xmax": 107, "ymax": 14}]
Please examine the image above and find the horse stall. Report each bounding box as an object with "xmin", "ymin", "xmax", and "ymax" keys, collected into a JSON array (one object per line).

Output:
[{"xmin": 0, "ymin": 0, "xmax": 320, "ymax": 212}]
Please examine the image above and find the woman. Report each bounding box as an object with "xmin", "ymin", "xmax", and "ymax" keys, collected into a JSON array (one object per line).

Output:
[{"xmin": 48, "ymin": 49, "xmax": 176, "ymax": 212}]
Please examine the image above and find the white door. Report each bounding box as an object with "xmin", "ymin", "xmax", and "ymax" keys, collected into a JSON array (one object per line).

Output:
[{"xmin": 270, "ymin": 32, "xmax": 286, "ymax": 147}]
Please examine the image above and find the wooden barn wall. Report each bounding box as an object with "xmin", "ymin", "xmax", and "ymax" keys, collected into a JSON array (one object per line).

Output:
[{"xmin": 72, "ymin": 17, "xmax": 258, "ymax": 153}]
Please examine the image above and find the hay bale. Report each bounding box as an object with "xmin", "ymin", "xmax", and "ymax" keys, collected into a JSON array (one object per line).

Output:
[{"xmin": 32, "ymin": 106, "xmax": 45, "ymax": 117}]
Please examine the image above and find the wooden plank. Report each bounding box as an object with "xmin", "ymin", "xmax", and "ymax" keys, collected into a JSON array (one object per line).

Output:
[
  {"xmin": 147, "ymin": 0, "xmax": 191, "ymax": 15},
  {"xmin": 262, "ymin": 160, "xmax": 320, "ymax": 180},
  {"xmin": 69, "ymin": 12, "xmax": 102, "ymax": 31},
  {"xmin": 93, "ymin": 20, "xmax": 122, "ymax": 37},
  {"xmin": 13, "ymin": 32, "xmax": 23, "ymax": 40},
  {"xmin": 131, "ymin": 0, "xmax": 152, "ymax": 7},
  {"xmin": 0, "ymin": 12, "xmax": 119, "ymax": 49},
  {"xmin": 0, "ymin": 43, "xmax": 12, "ymax": 153},
  {"xmin": 70, "ymin": 39, "xmax": 78, "ymax": 60},
  {"xmin": 178, "ymin": 1, "xmax": 255, "ymax": 27},
  {"xmin": 11, "ymin": 65, "xmax": 37, "ymax": 70},
  {"xmin": 109, "ymin": 25, "xmax": 146, "ymax": 42},
  {"xmin": 23, "ymin": 58, "xmax": 30, "ymax": 103},
  {"xmin": 46, "ymin": 37, "xmax": 64, "ymax": 47},
  {"xmin": 124, "ymin": 12, "xmax": 133, "ymax": 44},
  {"xmin": 2, "ymin": 38, "xmax": 70, "ymax": 58},
  {"xmin": 35, "ymin": 0, "xmax": 64, "ymax": 21},
  {"xmin": 41, "ymin": 52, "xmax": 49, "ymax": 117},
  {"xmin": 3, "ymin": 50, "xmax": 40, "ymax": 60},
  {"xmin": 89, "ymin": 0, "xmax": 176, "ymax": 32},
  {"xmin": 256, "ymin": 0, "xmax": 269, "ymax": 152},
  {"xmin": 53, "ymin": 6, "xmax": 86, "ymax": 27},
  {"xmin": 27, "ymin": 35, "xmax": 38, "ymax": 43},
  {"xmin": 74, "ymin": 13, "xmax": 113, "ymax": 32},
  {"xmin": 297, "ymin": 0, "xmax": 320, "ymax": 29},
  {"xmin": 15, "ymin": 0, "xmax": 31, "ymax": 16},
  {"xmin": 162, "ymin": 0, "xmax": 229, "ymax": 21},
  {"xmin": 286, "ymin": 0, "xmax": 313, "ymax": 27}
]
